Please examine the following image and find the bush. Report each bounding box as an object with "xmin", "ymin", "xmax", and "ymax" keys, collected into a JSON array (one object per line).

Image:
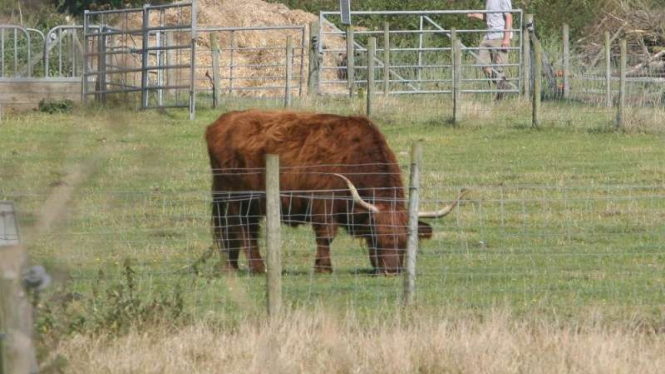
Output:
[
  {"xmin": 34, "ymin": 259, "xmax": 186, "ymax": 339},
  {"xmin": 38, "ymin": 99, "xmax": 73, "ymax": 114}
]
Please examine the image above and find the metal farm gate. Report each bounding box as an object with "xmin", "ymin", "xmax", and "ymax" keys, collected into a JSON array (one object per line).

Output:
[
  {"xmin": 0, "ymin": 23, "xmax": 94, "ymax": 79},
  {"xmin": 0, "ymin": 25, "xmax": 45, "ymax": 78},
  {"xmin": 83, "ymin": 1, "xmax": 196, "ymax": 118},
  {"xmin": 318, "ymin": 9, "xmax": 524, "ymax": 97},
  {"xmin": 0, "ymin": 24, "xmax": 86, "ymax": 112}
]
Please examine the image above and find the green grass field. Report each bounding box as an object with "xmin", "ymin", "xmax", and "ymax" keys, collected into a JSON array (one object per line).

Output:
[{"xmin": 1, "ymin": 95, "xmax": 664, "ymax": 328}]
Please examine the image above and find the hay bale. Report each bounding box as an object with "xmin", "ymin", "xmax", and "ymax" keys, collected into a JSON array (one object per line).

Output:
[{"xmin": 108, "ymin": 0, "xmax": 346, "ymax": 96}]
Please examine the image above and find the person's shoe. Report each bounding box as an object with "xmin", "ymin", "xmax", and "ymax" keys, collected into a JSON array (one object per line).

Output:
[{"xmin": 495, "ymin": 77, "xmax": 507, "ymax": 101}]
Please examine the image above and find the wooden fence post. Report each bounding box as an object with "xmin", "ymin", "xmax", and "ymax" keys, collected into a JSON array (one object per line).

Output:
[
  {"xmin": 605, "ymin": 31, "xmax": 612, "ymax": 108},
  {"xmin": 383, "ymin": 22, "xmax": 390, "ymax": 95},
  {"xmin": 0, "ymin": 246, "xmax": 37, "ymax": 374},
  {"xmin": 210, "ymin": 33, "xmax": 221, "ymax": 108},
  {"xmin": 285, "ymin": 36, "xmax": 293, "ymax": 108},
  {"xmin": 403, "ymin": 141, "xmax": 422, "ymax": 307},
  {"xmin": 562, "ymin": 23, "xmax": 570, "ymax": 99},
  {"xmin": 616, "ymin": 39, "xmax": 626, "ymax": 130},
  {"xmin": 522, "ymin": 14, "xmax": 533, "ymax": 98},
  {"xmin": 532, "ymin": 40, "xmax": 542, "ymax": 129},
  {"xmin": 366, "ymin": 37, "xmax": 376, "ymax": 116},
  {"xmin": 0, "ymin": 202, "xmax": 38, "ymax": 374},
  {"xmin": 451, "ymin": 28, "xmax": 462, "ymax": 125},
  {"xmin": 346, "ymin": 25, "xmax": 355, "ymax": 98},
  {"xmin": 265, "ymin": 155, "xmax": 282, "ymax": 318},
  {"xmin": 229, "ymin": 31, "xmax": 235, "ymax": 95},
  {"xmin": 97, "ymin": 32, "xmax": 107, "ymax": 104},
  {"xmin": 308, "ymin": 21, "xmax": 320, "ymax": 97}
]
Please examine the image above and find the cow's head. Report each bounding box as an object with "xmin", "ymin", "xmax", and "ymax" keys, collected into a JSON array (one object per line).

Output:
[{"xmin": 334, "ymin": 174, "xmax": 469, "ymax": 274}]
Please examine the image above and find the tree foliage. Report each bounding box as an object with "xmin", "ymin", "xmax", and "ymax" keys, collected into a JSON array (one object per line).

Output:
[{"xmin": 55, "ymin": 0, "xmax": 170, "ymax": 16}]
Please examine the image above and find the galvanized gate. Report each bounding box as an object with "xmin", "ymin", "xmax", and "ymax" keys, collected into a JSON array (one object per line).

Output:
[
  {"xmin": 0, "ymin": 25, "xmax": 45, "ymax": 78},
  {"xmin": 318, "ymin": 9, "xmax": 523, "ymax": 97},
  {"xmin": 83, "ymin": 1, "xmax": 196, "ymax": 117}
]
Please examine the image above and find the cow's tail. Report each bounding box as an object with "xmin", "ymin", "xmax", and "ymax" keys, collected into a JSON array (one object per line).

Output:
[
  {"xmin": 211, "ymin": 197, "xmax": 224, "ymax": 245},
  {"xmin": 209, "ymin": 151, "xmax": 226, "ymax": 252},
  {"xmin": 210, "ymin": 166, "xmax": 226, "ymax": 242}
]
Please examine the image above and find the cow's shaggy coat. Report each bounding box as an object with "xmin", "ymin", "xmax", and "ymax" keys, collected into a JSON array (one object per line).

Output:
[{"xmin": 206, "ymin": 110, "xmax": 434, "ymax": 274}]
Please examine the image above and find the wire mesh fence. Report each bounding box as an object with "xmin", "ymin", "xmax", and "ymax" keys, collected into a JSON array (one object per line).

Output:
[
  {"xmin": 6, "ymin": 162, "xmax": 664, "ymax": 315},
  {"xmin": 315, "ymin": 11, "xmax": 664, "ymax": 131},
  {"xmin": 541, "ymin": 32, "xmax": 664, "ymax": 108},
  {"xmin": 194, "ymin": 26, "xmax": 307, "ymax": 106}
]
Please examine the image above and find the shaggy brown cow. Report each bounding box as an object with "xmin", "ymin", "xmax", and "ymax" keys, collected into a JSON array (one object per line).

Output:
[{"xmin": 205, "ymin": 110, "xmax": 467, "ymax": 274}]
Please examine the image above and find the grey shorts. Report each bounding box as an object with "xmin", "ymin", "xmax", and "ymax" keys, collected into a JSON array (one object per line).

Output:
[{"xmin": 477, "ymin": 38, "xmax": 509, "ymax": 74}]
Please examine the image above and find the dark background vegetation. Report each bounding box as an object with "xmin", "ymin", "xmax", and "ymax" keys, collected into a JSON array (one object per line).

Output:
[{"xmin": 267, "ymin": 0, "xmax": 664, "ymax": 42}]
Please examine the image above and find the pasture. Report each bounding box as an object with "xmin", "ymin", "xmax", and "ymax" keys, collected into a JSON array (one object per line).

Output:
[{"xmin": 2, "ymin": 95, "xmax": 665, "ymax": 372}]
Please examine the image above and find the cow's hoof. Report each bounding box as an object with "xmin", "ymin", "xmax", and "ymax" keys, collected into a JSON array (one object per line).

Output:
[
  {"xmin": 314, "ymin": 266, "xmax": 333, "ymax": 274},
  {"xmin": 375, "ymin": 268, "xmax": 401, "ymax": 276},
  {"xmin": 221, "ymin": 263, "xmax": 239, "ymax": 273},
  {"xmin": 248, "ymin": 266, "xmax": 266, "ymax": 274}
]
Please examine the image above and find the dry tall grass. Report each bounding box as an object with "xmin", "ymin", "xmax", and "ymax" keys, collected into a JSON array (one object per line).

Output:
[{"xmin": 52, "ymin": 309, "xmax": 665, "ymax": 374}]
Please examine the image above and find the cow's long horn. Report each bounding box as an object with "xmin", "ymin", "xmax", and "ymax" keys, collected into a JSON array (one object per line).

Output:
[
  {"xmin": 418, "ymin": 189, "xmax": 470, "ymax": 218},
  {"xmin": 332, "ymin": 173, "xmax": 380, "ymax": 213}
]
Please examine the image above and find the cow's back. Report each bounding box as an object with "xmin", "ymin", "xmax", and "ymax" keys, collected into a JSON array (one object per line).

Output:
[{"xmin": 205, "ymin": 110, "xmax": 403, "ymax": 197}]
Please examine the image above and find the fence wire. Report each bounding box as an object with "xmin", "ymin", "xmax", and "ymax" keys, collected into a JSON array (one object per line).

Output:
[{"xmin": 6, "ymin": 164, "xmax": 664, "ymax": 314}]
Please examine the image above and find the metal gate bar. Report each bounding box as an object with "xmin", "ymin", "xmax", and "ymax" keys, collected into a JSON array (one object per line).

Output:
[{"xmin": 0, "ymin": 26, "xmax": 32, "ymax": 77}]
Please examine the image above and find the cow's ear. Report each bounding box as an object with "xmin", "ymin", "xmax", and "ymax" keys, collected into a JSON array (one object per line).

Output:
[{"xmin": 417, "ymin": 221, "xmax": 433, "ymax": 239}]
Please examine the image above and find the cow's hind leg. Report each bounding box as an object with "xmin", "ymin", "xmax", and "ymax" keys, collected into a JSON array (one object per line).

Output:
[
  {"xmin": 212, "ymin": 199, "xmax": 241, "ymax": 271},
  {"xmin": 221, "ymin": 225, "xmax": 243, "ymax": 271},
  {"xmin": 313, "ymin": 224, "xmax": 338, "ymax": 273},
  {"xmin": 222, "ymin": 215, "xmax": 264, "ymax": 273},
  {"xmin": 221, "ymin": 198, "xmax": 265, "ymax": 274}
]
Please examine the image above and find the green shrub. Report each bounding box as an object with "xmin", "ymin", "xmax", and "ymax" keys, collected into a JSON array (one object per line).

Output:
[{"xmin": 38, "ymin": 99, "xmax": 73, "ymax": 114}]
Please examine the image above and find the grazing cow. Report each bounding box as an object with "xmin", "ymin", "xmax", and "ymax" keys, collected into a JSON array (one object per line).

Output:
[{"xmin": 205, "ymin": 110, "xmax": 467, "ymax": 274}]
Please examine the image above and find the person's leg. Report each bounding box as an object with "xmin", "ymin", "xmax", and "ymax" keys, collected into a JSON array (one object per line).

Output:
[
  {"xmin": 477, "ymin": 39, "xmax": 494, "ymax": 87},
  {"xmin": 492, "ymin": 39, "xmax": 509, "ymax": 99}
]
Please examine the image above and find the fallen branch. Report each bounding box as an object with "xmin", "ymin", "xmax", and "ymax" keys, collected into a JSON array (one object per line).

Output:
[{"xmin": 627, "ymin": 50, "xmax": 665, "ymax": 76}]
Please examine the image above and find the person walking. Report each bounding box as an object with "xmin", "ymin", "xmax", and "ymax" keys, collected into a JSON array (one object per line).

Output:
[{"xmin": 468, "ymin": 0, "xmax": 513, "ymax": 99}]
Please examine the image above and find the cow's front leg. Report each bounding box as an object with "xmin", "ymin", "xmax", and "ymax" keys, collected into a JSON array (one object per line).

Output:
[
  {"xmin": 245, "ymin": 243, "xmax": 265, "ymax": 274},
  {"xmin": 245, "ymin": 221, "xmax": 265, "ymax": 274},
  {"xmin": 222, "ymin": 237, "xmax": 241, "ymax": 271}
]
